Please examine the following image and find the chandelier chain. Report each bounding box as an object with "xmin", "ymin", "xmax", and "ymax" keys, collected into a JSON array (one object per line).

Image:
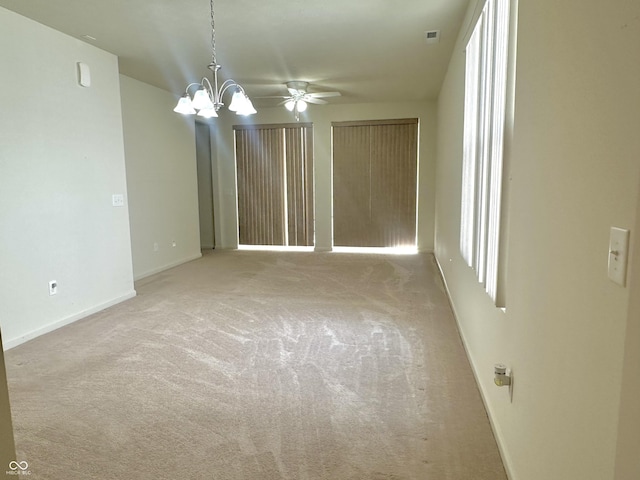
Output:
[{"xmin": 210, "ymin": 0, "xmax": 217, "ymax": 66}]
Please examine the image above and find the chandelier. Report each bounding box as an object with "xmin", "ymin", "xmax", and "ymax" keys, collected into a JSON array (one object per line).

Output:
[{"xmin": 173, "ymin": 0, "xmax": 256, "ymax": 118}]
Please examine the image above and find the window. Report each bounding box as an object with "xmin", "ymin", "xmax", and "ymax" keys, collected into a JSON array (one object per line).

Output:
[
  {"xmin": 460, "ymin": 0, "xmax": 510, "ymax": 305},
  {"xmin": 332, "ymin": 119, "xmax": 418, "ymax": 248},
  {"xmin": 234, "ymin": 123, "xmax": 314, "ymax": 246}
]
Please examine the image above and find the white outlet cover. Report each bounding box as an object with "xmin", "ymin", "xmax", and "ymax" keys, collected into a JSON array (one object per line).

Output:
[
  {"xmin": 608, "ymin": 227, "xmax": 630, "ymax": 286},
  {"xmin": 112, "ymin": 194, "xmax": 124, "ymax": 207}
]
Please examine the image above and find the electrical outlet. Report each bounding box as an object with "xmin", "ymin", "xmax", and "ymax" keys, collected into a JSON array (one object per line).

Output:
[
  {"xmin": 153, "ymin": 242, "xmax": 159, "ymax": 252},
  {"xmin": 608, "ymin": 227, "xmax": 630, "ymax": 286},
  {"xmin": 48, "ymin": 280, "xmax": 58, "ymax": 296},
  {"xmin": 112, "ymin": 194, "xmax": 124, "ymax": 207},
  {"xmin": 171, "ymin": 241, "xmax": 176, "ymax": 247},
  {"xmin": 494, "ymin": 364, "xmax": 514, "ymax": 403},
  {"xmin": 508, "ymin": 370, "xmax": 514, "ymax": 403}
]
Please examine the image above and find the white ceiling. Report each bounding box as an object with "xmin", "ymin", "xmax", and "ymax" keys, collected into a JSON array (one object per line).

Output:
[{"xmin": 0, "ymin": 0, "xmax": 470, "ymax": 106}]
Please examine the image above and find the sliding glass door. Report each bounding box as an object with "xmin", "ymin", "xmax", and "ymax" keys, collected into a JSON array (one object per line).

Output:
[
  {"xmin": 234, "ymin": 123, "xmax": 314, "ymax": 246},
  {"xmin": 332, "ymin": 119, "xmax": 418, "ymax": 248}
]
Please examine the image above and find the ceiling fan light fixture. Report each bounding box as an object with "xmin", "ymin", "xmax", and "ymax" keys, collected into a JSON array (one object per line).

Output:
[{"xmin": 272, "ymin": 81, "xmax": 341, "ymax": 120}]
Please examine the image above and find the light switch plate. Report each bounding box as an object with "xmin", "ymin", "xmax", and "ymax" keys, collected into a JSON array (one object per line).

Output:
[
  {"xmin": 112, "ymin": 194, "xmax": 124, "ymax": 207},
  {"xmin": 608, "ymin": 227, "xmax": 630, "ymax": 286}
]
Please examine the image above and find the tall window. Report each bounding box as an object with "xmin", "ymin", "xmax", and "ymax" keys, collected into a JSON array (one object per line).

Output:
[
  {"xmin": 234, "ymin": 123, "xmax": 314, "ymax": 246},
  {"xmin": 333, "ymin": 119, "xmax": 418, "ymax": 248},
  {"xmin": 460, "ymin": 0, "xmax": 510, "ymax": 305}
]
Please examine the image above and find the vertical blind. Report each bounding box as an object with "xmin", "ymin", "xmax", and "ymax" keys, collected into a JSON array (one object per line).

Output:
[
  {"xmin": 234, "ymin": 123, "xmax": 314, "ymax": 246},
  {"xmin": 460, "ymin": 0, "xmax": 510, "ymax": 305},
  {"xmin": 332, "ymin": 119, "xmax": 418, "ymax": 248}
]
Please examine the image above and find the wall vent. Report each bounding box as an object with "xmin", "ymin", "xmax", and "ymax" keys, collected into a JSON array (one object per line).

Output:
[{"xmin": 425, "ymin": 30, "xmax": 440, "ymax": 44}]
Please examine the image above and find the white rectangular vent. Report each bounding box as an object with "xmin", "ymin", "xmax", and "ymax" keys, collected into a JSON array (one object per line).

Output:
[{"xmin": 425, "ymin": 30, "xmax": 440, "ymax": 44}]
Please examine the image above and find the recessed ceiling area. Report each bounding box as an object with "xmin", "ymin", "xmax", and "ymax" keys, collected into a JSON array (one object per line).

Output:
[{"xmin": 0, "ymin": 0, "xmax": 470, "ymax": 106}]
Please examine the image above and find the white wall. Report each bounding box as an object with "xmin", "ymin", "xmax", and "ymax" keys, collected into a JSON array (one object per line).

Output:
[
  {"xmin": 211, "ymin": 101, "xmax": 437, "ymax": 252},
  {"xmin": 0, "ymin": 7, "xmax": 135, "ymax": 349},
  {"xmin": 435, "ymin": 0, "xmax": 640, "ymax": 479},
  {"xmin": 120, "ymin": 75, "xmax": 202, "ymax": 280}
]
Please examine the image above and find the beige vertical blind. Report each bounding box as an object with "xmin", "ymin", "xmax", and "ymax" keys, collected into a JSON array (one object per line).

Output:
[
  {"xmin": 284, "ymin": 126, "xmax": 314, "ymax": 246},
  {"xmin": 234, "ymin": 123, "xmax": 314, "ymax": 246},
  {"xmin": 332, "ymin": 119, "xmax": 418, "ymax": 248}
]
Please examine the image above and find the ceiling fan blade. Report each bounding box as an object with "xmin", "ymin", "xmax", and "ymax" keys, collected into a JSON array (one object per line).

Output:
[
  {"xmin": 307, "ymin": 91, "xmax": 341, "ymax": 98},
  {"xmin": 255, "ymin": 95, "xmax": 290, "ymax": 99},
  {"xmin": 304, "ymin": 97, "xmax": 328, "ymax": 105}
]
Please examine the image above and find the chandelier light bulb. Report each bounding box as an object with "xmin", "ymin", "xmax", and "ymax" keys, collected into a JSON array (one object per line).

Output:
[
  {"xmin": 296, "ymin": 100, "xmax": 308, "ymax": 112},
  {"xmin": 237, "ymin": 96, "xmax": 257, "ymax": 116},
  {"xmin": 191, "ymin": 88, "xmax": 213, "ymax": 110},
  {"xmin": 284, "ymin": 100, "xmax": 296, "ymax": 111},
  {"xmin": 173, "ymin": 95, "xmax": 196, "ymax": 114},
  {"xmin": 228, "ymin": 89, "xmax": 246, "ymax": 112},
  {"xmin": 197, "ymin": 107, "xmax": 218, "ymax": 118}
]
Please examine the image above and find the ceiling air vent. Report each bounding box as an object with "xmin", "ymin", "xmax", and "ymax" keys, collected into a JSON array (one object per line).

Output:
[{"xmin": 424, "ymin": 30, "xmax": 440, "ymax": 45}]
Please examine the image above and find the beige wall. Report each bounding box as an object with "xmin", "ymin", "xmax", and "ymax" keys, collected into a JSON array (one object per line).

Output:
[
  {"xmin": 435, "ymin": 0, "xmax": 640, "ymax": 479},
  {"xmin": 0, "ymin": 7, "xmax": 135, "ymax": 349},
  {"xmin": 120, "ymin": 75, "xmax": 202, "ymax": 280},
  {"xmin": 614, "ymin": 170, "xmax": 640, "ymax": 480},
  {"xmin": 211, "ymin": 101, "xmax": 437, "ymax": 252}
]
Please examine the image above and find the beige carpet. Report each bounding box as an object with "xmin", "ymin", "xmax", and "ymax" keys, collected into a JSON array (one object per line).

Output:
[{"xmin": 5, "ymin": 250, "xmax": 506, "ymax": 480}]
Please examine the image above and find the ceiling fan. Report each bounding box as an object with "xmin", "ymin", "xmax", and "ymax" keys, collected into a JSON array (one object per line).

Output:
[{"xmin": 262, "ymin": 81, "xmax": 341, "ymax": 120}]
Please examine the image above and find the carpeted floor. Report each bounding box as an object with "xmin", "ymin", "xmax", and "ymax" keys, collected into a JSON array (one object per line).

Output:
[{"xmin": 5, "ymin": 250, "xmax": 506, "ymax": 480}]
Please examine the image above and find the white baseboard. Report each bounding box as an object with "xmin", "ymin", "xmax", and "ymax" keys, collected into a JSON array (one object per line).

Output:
[
  {"xmin": 3, "ymin": 290, "xmax": 137, "ymax": 351},
  {"xmin": 433, "ymin": 254, "xmax": 516, "ymax": 480},
  {"xmin": 133, "ymin": 252, "xmax": 203, "ymax": 281}
]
